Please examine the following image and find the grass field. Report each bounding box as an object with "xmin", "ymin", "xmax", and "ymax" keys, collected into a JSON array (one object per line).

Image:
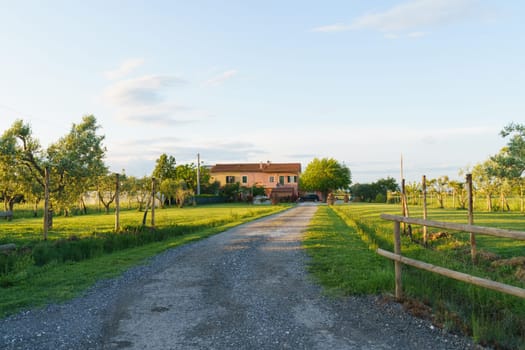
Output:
[
  {"xmin": 0, "ymin": 204, "xmax": 282, "ymax": 244},
  {"xmin": 0, "ymin": 204, "xmax": 289, "ymax": 317},
  {"xmin": 304, "ymin": 203, "xmax": 525, "ymax": 349}
]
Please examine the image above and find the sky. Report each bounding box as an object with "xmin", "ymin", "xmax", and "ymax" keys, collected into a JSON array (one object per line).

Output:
[{"xmin": 1, "ymin": 0, "xmax": 523, "ymax": 184}]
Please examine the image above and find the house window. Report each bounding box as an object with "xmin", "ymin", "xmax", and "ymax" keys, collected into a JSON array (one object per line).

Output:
[
  {"xmin": 279, "ymin": 176, "xmax": 285, "ymax": 185},
  {"xmin": 226, "ymin": 176, "xmax": 235, "ymax": 184},
  {"xmin": 287, "ymin": 176, "xmax": 292, "ymax": 183},
  {"xmin": 242, "ymin": 175, "xmax": 248, "ymax": 184},
  {"xmin": 269, "ymin": 176, "xmax": 275, "ymax": 183},
  {"xmin": 293, "ymin": 176, "xmax": 297, "ymax": 183}
]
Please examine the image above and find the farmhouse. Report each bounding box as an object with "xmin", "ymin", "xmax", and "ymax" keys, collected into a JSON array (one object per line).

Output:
[{"xmin": 210, "ymin": 162, "xmax": 301, "ymax": 199}]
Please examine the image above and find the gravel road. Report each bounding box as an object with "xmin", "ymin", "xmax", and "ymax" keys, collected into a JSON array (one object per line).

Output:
[{"xmin": 1, "ymin": 205, "xmax": 478, "ymax": 349}]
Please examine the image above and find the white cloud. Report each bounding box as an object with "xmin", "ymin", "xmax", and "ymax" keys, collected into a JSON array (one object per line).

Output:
[
  {"xmin": 351, "ymin": 0, "xmax": 476, "ymax": 32},
  {"xmin": 115, "ymin": 103, "xmax": 195, "ymax": 125},
  {"xmin": 313, "ymin": 0, "xmax": 478, "ymax": 35},
  {"xmin": 311, "ymin": 23, "xmax": 352, "ymax": 33},
  {"xmin": 204, "ymin": 70, "xmax": 238, "ymax": 87},
  {"xmin": 104, "ymin": 75, "xmax": 187, "ymax": 106},
  {"xmin": 103, "ymin": 74, "xmax": 192, "ymax": 125},
  {"xmin": 104, "ymin": 58, "xmax": 145, "ymax": 80}
]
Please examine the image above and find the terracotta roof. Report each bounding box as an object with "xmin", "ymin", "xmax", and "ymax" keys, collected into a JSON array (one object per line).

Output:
[{"xmin": 211, "ymin": 162, "xmax": 301, "ymax": 173}]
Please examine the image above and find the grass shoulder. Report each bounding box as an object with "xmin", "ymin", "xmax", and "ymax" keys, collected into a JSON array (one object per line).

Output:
[
  {"xmin": 331, "ymin": 203, "xmax": 525, "ymax": 349},
  {"xmin": 0, "ymin": 204, "xmax": 290, "ymax": 318},
  {"xmin": 303, "ymin": 205, "xmax": 393, "ymax": 295}
]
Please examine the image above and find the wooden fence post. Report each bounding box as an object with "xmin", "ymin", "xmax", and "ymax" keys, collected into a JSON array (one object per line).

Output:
[
  {"xmin": 422, "ymin": 175, "xmax": 428, "ymax": 245},
  {"xmin": 43, "ymin": 166, "xmax": 50, "ymax": 240},
  {"xmin": 115, "ymin": 173, "xmax": 120, "ymax": 232},
  {"xmin": 151, "ymin": 177, "xmax": 156, "ymax": 228},
  {"xmin": 466, "ymin": 173, "xmax": 476, "ymax": 263},
  {"xmin": 394, "ymin": 220, "xmax": 403, "ymax": 300}
]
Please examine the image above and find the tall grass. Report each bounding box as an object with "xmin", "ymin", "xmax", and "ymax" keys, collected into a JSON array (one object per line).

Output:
[{"xmin": 330, "ymin": 203, "xmax": 525, "ymax": 349}]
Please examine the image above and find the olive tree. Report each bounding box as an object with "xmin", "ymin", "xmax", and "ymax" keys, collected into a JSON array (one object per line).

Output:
[{"xmin": 0, "ymin": 115, "xmax": 107, "ymax": 217}]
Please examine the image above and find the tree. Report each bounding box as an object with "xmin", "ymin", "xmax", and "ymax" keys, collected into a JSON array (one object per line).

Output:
[
  {"xmin": 159, "ymin": 178, "xmax": 179, "ymax": 206},
  {"xmin": 0, "ymin": 116, "xmax": 107, "ymax": 217},
  {"xmin": 175, "ymin": 163, "xmax": 197, "ymax": 190},
  {"xmin": 349, "ymin": 177, "xmax": 397, "ymax": 203},
  {"xmin": 492, "ymin": 123, "xmax": 525, "ymax": 179},
  {"xmin": 449, "ymin": 180, "xmax": 467, "ymax": 209},
  {"xmin": 428, "ymin": 176, "xmax": 450, "ymax": 208},
  {"xmin": 152, "ymin": 154, "xmax": 177, "ymax": 180},
  {"xmin": 300, "ymin": 158, "xmax": 351, "ymax": 201},
  {"xmin": 472, "ymin": 160, "xmax": 499, "ymax": 212},
  {"xmin": 96, "ymin": 174, "xmax": 118, "ymax": 214}
]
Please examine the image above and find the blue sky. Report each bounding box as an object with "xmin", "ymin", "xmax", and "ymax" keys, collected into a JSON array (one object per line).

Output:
[{"xmin": 1, "ymin": 0, "xmax": 523, "ymax": 183}]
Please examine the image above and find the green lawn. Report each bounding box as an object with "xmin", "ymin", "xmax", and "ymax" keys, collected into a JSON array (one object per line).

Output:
[
  {"xmin": 303, "ymin": 205, "xmax": 393, "ymax": 295},
  {"xmin": 337, "ymin": 203, "xmax": 525, "ymax": 257},
  {"xmin": 0, "ymin": 204, "xmax": 283, "ymax": 244},
  {"xmin": 0, "ymin": 204, "xmax": 289, "ymax": 317},
  {"xmin": 305, "ymin": 203, "xmax": 525, "ymax": 349}
]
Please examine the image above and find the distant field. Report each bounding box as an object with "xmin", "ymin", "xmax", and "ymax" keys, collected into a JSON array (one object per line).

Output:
[
  {"xmin": 339, "ymin": 203, "xmax": 525, "ymax": 257},
  {"xmin": 0, "ymin": 204, "xmax": 283, "ymax": 244}
]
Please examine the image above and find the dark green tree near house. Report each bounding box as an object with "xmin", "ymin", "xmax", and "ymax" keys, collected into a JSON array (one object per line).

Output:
[
  {"xmin": 300, "ymin": 157, "xmax": 351, "ymax": 201},
  {"xmin": 350, "ymin": 177, "xmax": 398, "ymax": 203}
]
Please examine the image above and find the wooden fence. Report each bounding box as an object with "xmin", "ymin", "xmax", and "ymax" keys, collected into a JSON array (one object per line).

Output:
[{"xmin": 377, "ymin": 213, "xmax": 525, "ymax": 300}]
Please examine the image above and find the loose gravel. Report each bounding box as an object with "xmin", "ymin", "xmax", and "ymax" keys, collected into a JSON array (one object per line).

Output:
[{"xmin": 1, "ymin": 205, "xmax": 480, "ymax": 349}]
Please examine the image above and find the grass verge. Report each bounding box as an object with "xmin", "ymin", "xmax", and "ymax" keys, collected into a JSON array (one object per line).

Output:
[
  {"xmin": 303, "ymin": 205, "xmax": 393, "ymax": 295},
  {"xmin": 0, "ymin": 205, "xmax": 287, "ymax": 318},
  {"xmin": 329, "ymin": 203, "xmax": 525, "ymax": 349}
]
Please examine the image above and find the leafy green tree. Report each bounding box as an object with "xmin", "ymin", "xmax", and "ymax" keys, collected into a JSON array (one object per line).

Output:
[
  {"xmin": 131, "ymin": 176, "xmax": 151, "ymax": 211},
  {"xmin": 350, "ymin": 183, "xmax": 374, "ymax": 202},
  {"xmin": 220, "ymin": 183, "xmax": 241, "ymax": 202},
  {"xmin": 152, "ymin": 154, "xmax": 177, "ymax": 180},
  {"xmin": 428, "ymin": 176, "xmax": 450, "ymax": 208},
  {"xmin": 375, "ymin": 177, "xmax": 399, "ymax": 196},
  {"xmin": 449, "ymin": 180, "xmax": 467, "ymax": 209},
  {"xmin": 96, "ymin": 174, "xmax": 118, "ymax": 214},
  {"xmin": 472, "ymin": 160, "xmax": 499, "ymax": 212},
  {"xmin": 404, "ymin": 181, "xmax": 421, "ymax": 205},
  {"xmin": 176, "ymin": 163, "xmax": 197, "ymax": 190},
  {"xmin": 491, "ymin": 137, "xmax": 525, "ymax": 212},
  {"xmin": 159, "ymin": 178, "xmax": 179, "ymax": 206},
  {"xmin": 0, "ymin": 148, "xmax": 28, "ymax": 212},
  {"xmin": 350, "ymin": 177, "xmax": 398, "ymax": 203},
  {"xmin": 300, "ymin": 158, "xmax": 351, "ymax": 201},
  {"xmin": 492, "ymin": 123, "xmax": 525, "ymax": 179},
  {"xmin": 0, "ymin": 116, "xmax": 107, "ymax": 216}
]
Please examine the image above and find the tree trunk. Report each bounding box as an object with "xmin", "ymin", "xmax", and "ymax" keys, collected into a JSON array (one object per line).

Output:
[
  {"xmin": 520, "ymin": 186, "xmax": 525, "ymax": 213},
  {"xmin": 79, "ymin": 196, "xmax": 87, "ymax": 214},
  {"xmin": 33, "ymin": 199, "xmax": 39, "ymax": 217},
  {"xmin": 8, "ymin": 199, "xmax": 14, "ymax": 212},
  {"xmin": 142, "ymin": 198, "xmax": 151, "ymax": 225}
]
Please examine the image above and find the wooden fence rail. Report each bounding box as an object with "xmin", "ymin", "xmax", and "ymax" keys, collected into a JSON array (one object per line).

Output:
[{"xmin": 378, "ymin": 213, "xmax": 525, "ymax": 300}]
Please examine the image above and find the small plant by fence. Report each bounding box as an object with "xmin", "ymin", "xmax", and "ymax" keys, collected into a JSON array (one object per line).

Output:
[{"xmin": 378, "ymin": 213, "xmax": 525, "ymax": 300}]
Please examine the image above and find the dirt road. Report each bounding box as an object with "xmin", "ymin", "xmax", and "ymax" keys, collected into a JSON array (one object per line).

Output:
[{"xmin": 101, "ymin": 205, "xmax": 474, "ymax": 349}]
